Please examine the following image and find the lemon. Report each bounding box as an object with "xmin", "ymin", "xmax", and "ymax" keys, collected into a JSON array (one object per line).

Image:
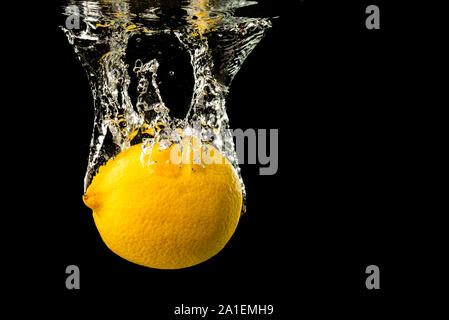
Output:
[{"xmin": 83, "ymin": 139, "xmax": 242, "ymax": 269}]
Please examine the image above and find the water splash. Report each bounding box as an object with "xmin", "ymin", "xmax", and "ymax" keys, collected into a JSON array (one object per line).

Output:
[{"xmin": 61, "ymin": 0, "xmax": 272, "ymax": 213}]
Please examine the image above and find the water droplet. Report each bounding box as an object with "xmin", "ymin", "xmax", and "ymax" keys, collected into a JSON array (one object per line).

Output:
[{"xmin": 169, "ymin": 71, "xmax": 175, "ymax": 76}]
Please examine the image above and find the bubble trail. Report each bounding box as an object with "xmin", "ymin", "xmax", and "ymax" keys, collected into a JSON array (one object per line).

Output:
[{"xmin": 61, "ymin": 0, "xmax": 272, "ymax": 213}]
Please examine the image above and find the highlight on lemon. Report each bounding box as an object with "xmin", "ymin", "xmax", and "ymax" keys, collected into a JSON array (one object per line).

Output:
[{"xmin": 83, "ymin": 139, "xmax": 243, "ymax": 269}]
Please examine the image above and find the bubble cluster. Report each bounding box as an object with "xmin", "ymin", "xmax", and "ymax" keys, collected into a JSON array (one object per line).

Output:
[{"xmin": 61, "ymin": 0, "xmax": 272, "ymax": 212}]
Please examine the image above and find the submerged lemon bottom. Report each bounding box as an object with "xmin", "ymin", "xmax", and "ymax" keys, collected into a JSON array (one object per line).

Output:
[{"xmin": 83, "ymin": 140, "xmax": 243, "ymax": 269}]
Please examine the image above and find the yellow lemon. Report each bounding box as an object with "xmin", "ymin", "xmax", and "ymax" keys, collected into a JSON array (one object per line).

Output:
[{"xmin": 83, "ymin": 139, "xmax": 242, "ymax": 269}]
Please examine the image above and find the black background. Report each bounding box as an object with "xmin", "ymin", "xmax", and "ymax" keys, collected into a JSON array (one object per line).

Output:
[{"xmin": 8, "ymin": 0, "xmax": 443, "ymax": 317}]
